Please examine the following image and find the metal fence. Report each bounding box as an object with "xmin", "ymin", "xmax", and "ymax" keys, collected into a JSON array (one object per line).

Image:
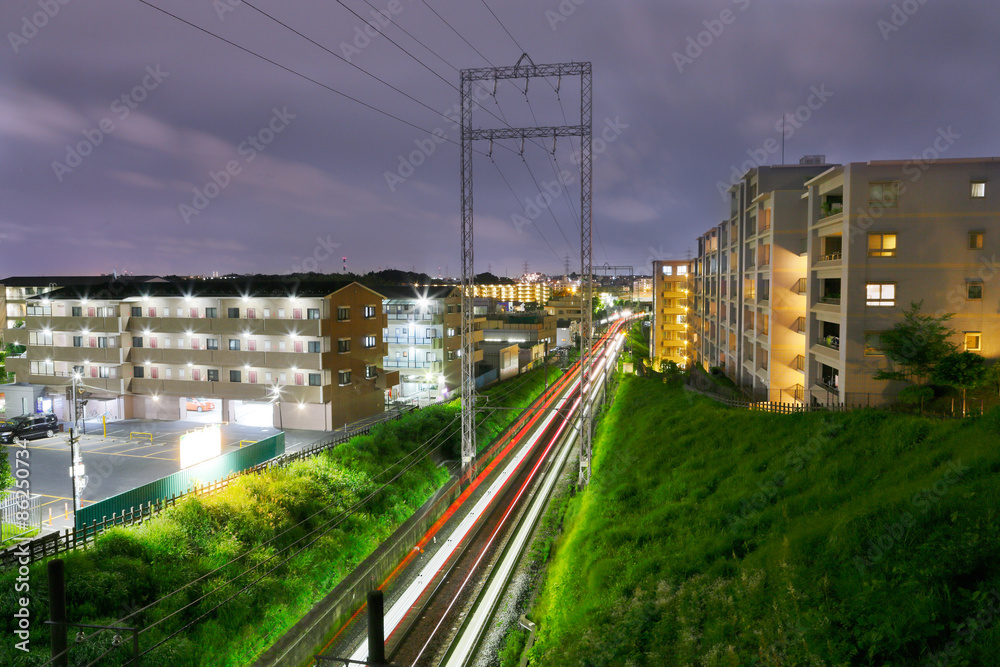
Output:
[
  {"xmin": 75, "ymin": 433, "xmax": 286, "ymax": 530},
  {"xmin": 1, "ymin": 492, "xmax": 41, "ymax": 543}
]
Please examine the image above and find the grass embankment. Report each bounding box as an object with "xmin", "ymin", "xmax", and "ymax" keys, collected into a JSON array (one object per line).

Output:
[
  {"xmin": 0, "ymin": 366, "xmax": 557, "ymax": 666},
  {"xmin": 529, "ymin": 375, "xmax": 1000, "ymax": 665}
]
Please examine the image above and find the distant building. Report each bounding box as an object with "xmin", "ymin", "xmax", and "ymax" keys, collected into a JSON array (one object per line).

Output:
[
  {"xmin": 474, "ymin": 282, "xmax": 552, "ymax": 305},
  {"xmin": 651, "ymin": 260, "xmax": 691, "ymax": 368}
]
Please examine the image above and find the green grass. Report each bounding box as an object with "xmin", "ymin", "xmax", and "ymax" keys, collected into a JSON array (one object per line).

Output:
[
  {"xmin": 529, "ymin": 376, "xmax": 1000, "ymax": 666},
  {"xmin": 0, "ymin": 366, "xmax": 558, "ymax": 667}
]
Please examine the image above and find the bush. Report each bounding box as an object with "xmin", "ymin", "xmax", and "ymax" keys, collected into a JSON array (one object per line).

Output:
[{"xmin": 897, "ymin": 384, "xmax": 935, "ymax": 405}]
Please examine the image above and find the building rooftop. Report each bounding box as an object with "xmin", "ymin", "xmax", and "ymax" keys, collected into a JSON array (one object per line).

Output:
[{"xmin": 26, "ymin": 275, "xmax": 361, "ymax": 301}]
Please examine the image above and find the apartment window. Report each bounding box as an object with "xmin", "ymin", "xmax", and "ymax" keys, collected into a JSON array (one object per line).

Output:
[
  {"xmin": 29, "ymin": 331, "xmax": 53, "ymax": 346},
  {"xmin": 965, "ymin": 332, "xmax": 982, "ymax": 351},
  {"xmin": 73, "ymin": 335, "xmax": 82, "ymax": 347},
  {"xmin": 661, "ymin": 265, "xmax": 673, "ymax": 276},
  {"xmin": 97, "ymin": 366, "xmax": 110, "ymax": 379},
  {"xmin": 866, "ymin": 282, "xmax": 896, "ymax": 307},
  {"xmin": 207, "ymin": 369, "xmax": 219, "ymax": 382},
  {"xmin": 864, "ymin": 331, "xmax": 884, "ymax": 356},
  {"xmin": 278, "ymin": 340, "xmax": 286, "ymax": 351},
  {"xmin": 868, "ymin": 233, "xmax": 897, "ymax": 257},
  {"xmin": 868, "ymin": 181, "xmax": 900, "ymax": 207},
  {"xmin": 307, "ymin": 308, "xmax": 320, "ymax": 320},
  {"xmin": 133, "ymin": 366, "xmax": 144, "ymax": 379},
  {"xmin": 205, "ymin": 307, "xmax": 218, "ymax": 318},
  {"xmin": 337, "ymin": 306, "xmax": 350, "ymax": 321},
  {"xmin": 338, "ymin": 370, "xmax": 351, "ymax": 386},
  {"xmin": 677, "ymin": 265, "xmax": 688, "ymax": 275},
  {"xmin": 363, "ymin": 335, "xmax": 376, "ymax": 349},
  {"xmin": 263, "ymin": 308, "xmax": 271, "ymax": 318},
  {"xmin": 308, "ymin": 372, "xmax": 322, "ymax": 386},
  {"xmin": 447, "ymin": 350, "xmax": 456, "ymax": 361},
  {"xmin": 364, "ymin": 305, "xmax": 377, "ymax": 318},
  {"xmin": 72, "ymin": 306, "xmax": 82, "ymax": 317},
  {"xmin": 206, "ymin": 338, "xmax": 219, "ymax": 350},
  {"xmin": 228, "ymin": 308, "xmax": 239, "ymax": 319},
  {"xmin": 971, "ymin": 181, "xmax": 986, "ymax": 198},
  {"xmin": 338, "ymin": 338, "xmax": 351, "ymax": 353},
  {"xmin": 447, "ymin": 327, "xmax": 456, "ymax": 337},
  {"xmin": 26, "ymin": 305, "xmax": 52, "ymax": 316},
  {"xmin": 225, "ymin": 339, "xmax": 238, "ymax": 351},
  {"xmin": 277, "ymin": 308, "xmax": 286, "ymax": 318},
  {"xmin": 230, "ymin": 370, "xmax": 241, "ymax": 383},
  {"xmin": 968, "ymin": 281, "xmax": 983, "ymax": 300},
  {"xmin": 363, "ymin": 364, "xmax": 376, "ymax": 380},
  {"xmin": 758, "ymin": 244, "xmax": 771, "ymax": 266},
  {"xmin": 132, "ymin": 336, "xmax": 143, "ymax": 348},
  {"xmin": 131, "ymin": 306, "xmax": 142, "ymax": 317},
  {"xmin": 969, "ymin": 231, "xmax": 984, "ymax": 249},
  {"xmin": 307, "ymin": 341, "xmax": 321, "ymax": 353}
]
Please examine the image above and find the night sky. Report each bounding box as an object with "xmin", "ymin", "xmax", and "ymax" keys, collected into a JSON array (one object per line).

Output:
[{"xmin": 2, "ymin": 0, "xmax": 997, "ymax": 278}]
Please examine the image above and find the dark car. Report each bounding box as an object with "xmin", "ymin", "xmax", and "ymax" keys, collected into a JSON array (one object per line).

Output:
[{"xmin": 0, "ymin": 414, "xmax": 59, "ymax": 443}]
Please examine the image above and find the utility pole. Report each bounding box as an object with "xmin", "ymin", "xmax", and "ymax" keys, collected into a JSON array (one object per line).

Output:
[
  {"xmin": 68, "ymin": 428, "xmax": 82, "ymax": 518},
  {"xmin": 460, "ymin": 57, "xmax": 592, "ymax": 483}
]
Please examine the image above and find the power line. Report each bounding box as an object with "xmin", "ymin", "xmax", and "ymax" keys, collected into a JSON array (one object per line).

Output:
[
  {"xmin": 479, "ymin": 0, "xmax": 527, "ymax": 54},
  {"xmin": 134, "ymin": 1, "xmax": 449, "ymax": 141}
]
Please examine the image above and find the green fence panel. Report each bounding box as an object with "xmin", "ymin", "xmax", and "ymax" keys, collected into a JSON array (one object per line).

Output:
[{"xmin": 76, "ymin": 432, "xmax": 285, "ymax": 530}]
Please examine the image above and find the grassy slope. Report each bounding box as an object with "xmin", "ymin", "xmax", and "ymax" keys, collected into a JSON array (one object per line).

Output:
[
  {"xmin": 530, "ymin": 375, "xmax": 1000, "ymax": 666},
  {"xmin": 0, "ymin": 367, "xmax": 556, "ymax": 666}
]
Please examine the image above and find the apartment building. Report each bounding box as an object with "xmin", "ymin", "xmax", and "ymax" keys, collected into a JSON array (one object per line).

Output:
[
  {"xmin": 802, "ymin": 157, "xmax": 1000, "ymax": 404},
  {"xmin": 544, "ymin": 296, "xmax": 584, "ymax": 320},
  {"xmin": 483, "ymin": 313, "xmax": 557, "ymax": 349},
  {"xmin": 378, "ymin": 286, "xmax": 485, "ymax": 401},
  {"xmin": 651, "ymin": 260, "xmax": 691, "ymax": 368},
  {"xmin": 4, "ymin": 277, "xmax": 397, "ymax": 430},
  {"xmin": 3, "ymin": 275, "xmax": 156, "ymax": 332},
  {"xmin": 692, "ymin": 160, "xmax": 833, "ymax": 400},
  {"xmin": 474, "ymin": 282, "xmax": 552, "ymax": 305}
]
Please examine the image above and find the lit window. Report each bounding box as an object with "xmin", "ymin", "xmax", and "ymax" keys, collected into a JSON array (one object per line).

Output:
[
  {"xmin": 677, "ymin": 265, "xmax": 688, "ymax": 275},
  {"xmin": 365, "ymin": 364, "xmax": 377, "ymax": 379},
  {"xmin": 363, "ymin": 335, "xmax": 377, "ymax": 348},
  {"xmin": 971, "ymin": 181, "xmax": 986, "ymax": 198},
  {"xmin": 868, "ymin": 233, "xmax": 897, "ymax": 257},
  {"xmin": 864, "ymin": 331, "xmax": 884, "ymax": 356},
  {"xmin": 969, "ymin": 231, "xmax": 984, "ymax": 249},
  {"xmin": 866, "ymin": 282, "xmax": 896, "ymax": 307},
  {"xmin": 868, "ymin": 182, "xmax": 900, "ymax": 208},
  {"xmin": 364, "ymin": 305, "xmax": 377, "ymax": 318},
  {"xmin": 965, "ymin": 332, "xmax": 982, "ymax": 351},
  {"xmin": 661, "ymin": 265, "xmax": 673, "ymax": 276},
  {"xmin": 968, "ymin": 281, "xmax": 983, "ymax": 300}
]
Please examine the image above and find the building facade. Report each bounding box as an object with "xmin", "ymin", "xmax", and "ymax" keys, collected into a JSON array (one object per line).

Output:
[
  {"xmin": 802, "ymin": 157, "xmax": 1000, "ymax": 404},
  {"xmin": 4, "ymin": 278, "xmax": 397, "ymax": 430},
  {"xmin": 651, "ymin": 260, "xmax": 691, "ymax": 368},
  {"xmin": 474, "ymin": 282, "xmax": 552, "ymax": 304}
]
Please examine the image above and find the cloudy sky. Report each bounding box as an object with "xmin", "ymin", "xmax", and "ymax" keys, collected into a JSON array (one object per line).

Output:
[{"xmin": 1, "ymin": 0, "xmax": 997, "ymax": 279}]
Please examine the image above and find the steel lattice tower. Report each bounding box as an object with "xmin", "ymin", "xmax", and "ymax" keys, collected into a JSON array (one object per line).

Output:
[{"xmin": 459, "ymin": 58, "xmax": 593, "ymax": 483}]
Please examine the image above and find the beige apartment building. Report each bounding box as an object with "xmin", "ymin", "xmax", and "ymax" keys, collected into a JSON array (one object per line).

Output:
[
  {"xmin": 803, "ymin": 157, "xmax": 1000, "ymax": 404},
  {"xmin": 651, "ymin": 260, "xmax": 691, "ymax": 368},
  {"xmin": 692, "ymin": 160, "xmax": 833, "ymax": 400},
  {"xmin": 4, "ymin": 278, "xmax": 398, "ymax": 430}
]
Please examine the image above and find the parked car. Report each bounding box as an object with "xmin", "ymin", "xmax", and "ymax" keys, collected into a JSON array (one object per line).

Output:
[
  {"xmin": 0, "ymin": 413, "xmax": 59, "ymax": 443},
  {"xmin": 186, "ymin": 398, "xmax": 216, "ymax": 412}
]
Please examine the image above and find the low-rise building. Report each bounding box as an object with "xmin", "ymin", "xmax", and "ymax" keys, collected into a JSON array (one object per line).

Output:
[
  {"xmin": 651, "ymin": 260, "xmax": 691, "ymax": 368},
  {"xmin": 5, "ymin": 277, "xmax": 398, "ymax": 430}
]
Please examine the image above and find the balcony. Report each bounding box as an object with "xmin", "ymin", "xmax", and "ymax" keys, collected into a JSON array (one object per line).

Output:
[
  {"xmin": 26, "ymin": 316, "xmax": 122, "ymax": 333},
  {"xmin": 818, "ymin": 251, "xmax": 842, "ymax": 263},
  {"xmin": 386, "ymin": 312, "xmax": 443, "ymax": 325},
  {"xmin": 383, "ymin": 336, "xmax": 443, "ymax": 348},
  {"xmin": 126, "ymin": 316, "xmax": 323, "ymax": 338},
  {"xmin": 130, "ymin": 377, "xmax": 329, "ymax": 402},
  {"xmin": 126, "ymin": 348, "xmax": 323, "ymax": 370},
  {"xmin": 29, "ymin": 345, "xmax": 122, "ymax": 364},
  {"xmin": 793, "ymin": 278, "xmax": 807, "ymax": 295},
  {"xmin": 818, "ymin": 335, "xmax": 840, "ymax": 350},
  {"xmin": 383, "ymin": 357, "xmax": 437, "ymax": 370}
]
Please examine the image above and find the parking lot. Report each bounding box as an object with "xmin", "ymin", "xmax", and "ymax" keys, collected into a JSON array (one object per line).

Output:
[{"xmin": 4, "ymin": 417, "xmax": 331, "ymax": 532}]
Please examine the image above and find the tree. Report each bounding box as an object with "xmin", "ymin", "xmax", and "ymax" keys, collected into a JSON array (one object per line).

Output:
[
  {"xmin": 873, "ymin": 301, "xmax": 957, "ymax": 384},
  {"xmin": 933, "ymin": 351, "xmax": 987, "ymax": 415},
  {"xmin": 986, "ymin": 362, "xmax": 1000, "ymax": 398}
]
